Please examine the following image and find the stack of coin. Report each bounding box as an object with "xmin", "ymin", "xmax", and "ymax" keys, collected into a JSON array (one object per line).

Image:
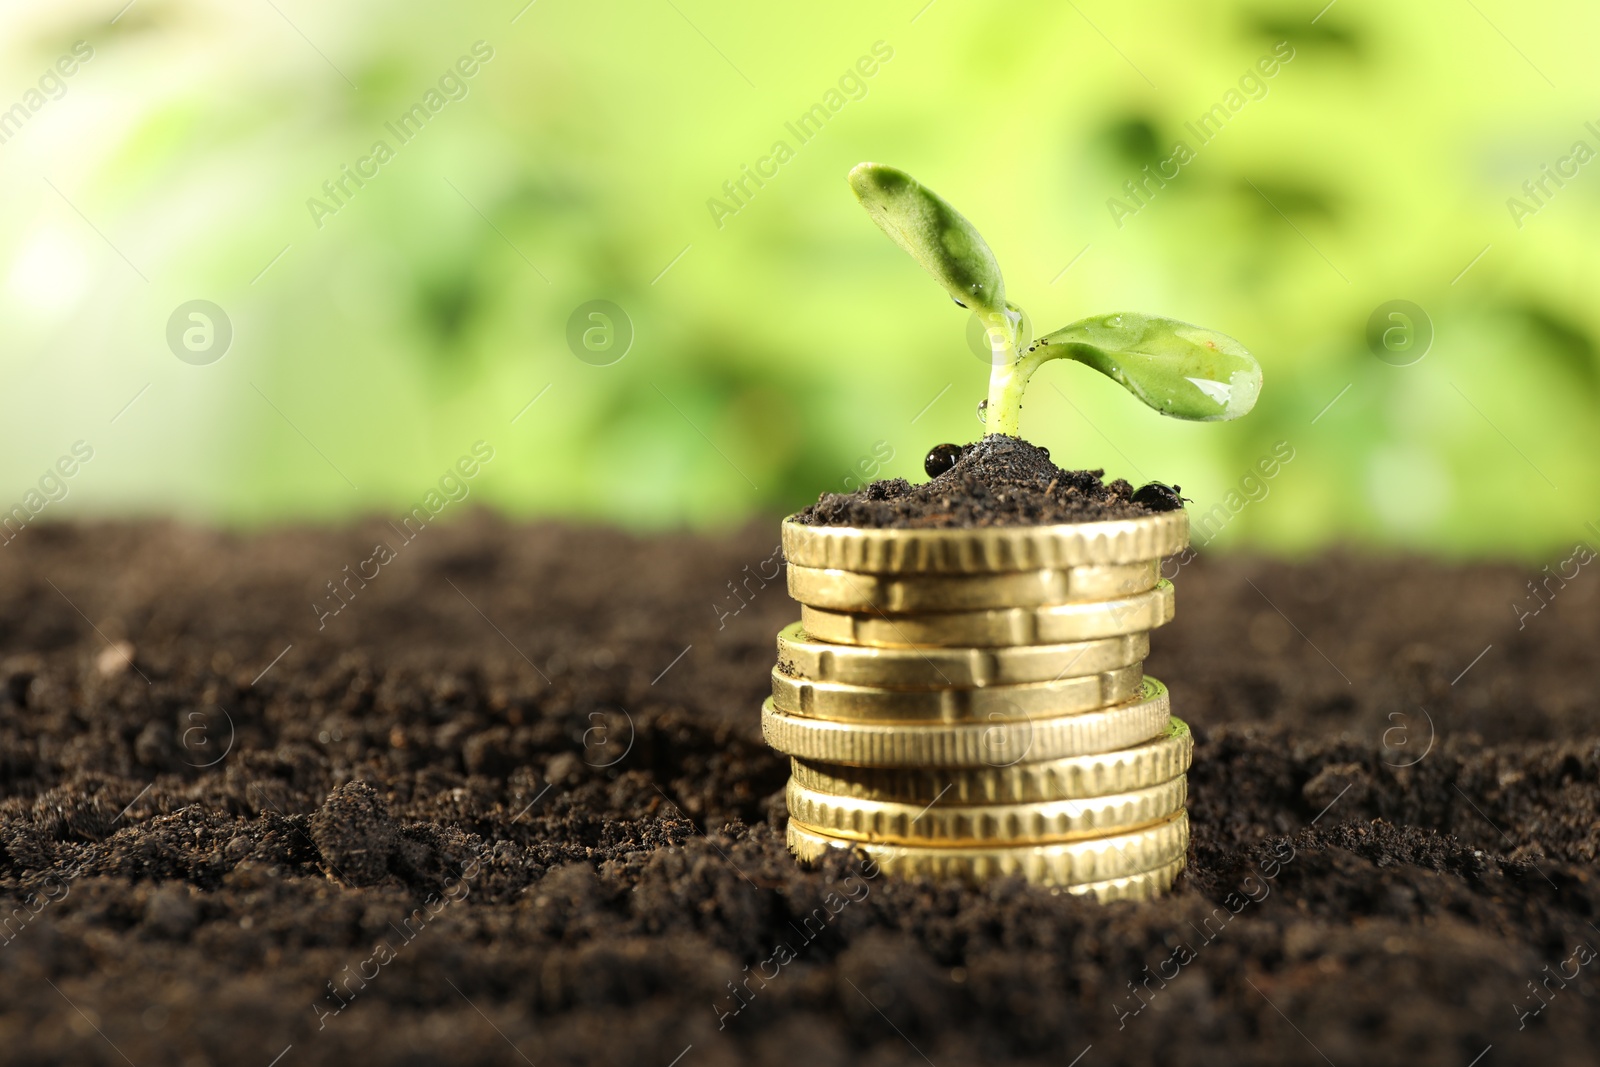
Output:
[{"xmin": 763, "ymin": 512, "xmax": 1193, "ymax": 902}]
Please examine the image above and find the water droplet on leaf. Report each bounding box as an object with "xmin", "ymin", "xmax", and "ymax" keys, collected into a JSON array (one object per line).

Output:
[
  {"xmin": 1185, "ymin": 377, "xmax": 1231, "ymax": 406},
  {"xmin": 976, "ymin": 398, "xmax": 988, "ymax": 424}
]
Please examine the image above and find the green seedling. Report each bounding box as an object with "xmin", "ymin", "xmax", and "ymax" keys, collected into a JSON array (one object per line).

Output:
[{"xmin": 849, "ymin": 162, "xmax": 1262, "ymax": 438}]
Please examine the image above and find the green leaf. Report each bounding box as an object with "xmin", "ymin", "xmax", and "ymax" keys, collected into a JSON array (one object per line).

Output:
[
  {"xmin": 1029, "ymin": 312, "xmax": 1262, "ymax": 421},
  {"xmin": 848, "ymin": 162, "xmax": 1006, "ymax": 317}
]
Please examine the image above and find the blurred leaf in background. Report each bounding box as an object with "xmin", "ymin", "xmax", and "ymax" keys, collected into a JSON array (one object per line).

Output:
[{"xmin": 1, "ymin": 0, "xmax": 1597, "ymax": 558}]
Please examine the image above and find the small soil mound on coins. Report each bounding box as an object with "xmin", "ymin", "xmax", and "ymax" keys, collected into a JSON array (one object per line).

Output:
[{"xmin": 795, "ymin": 434, "xmax": 1178, "ymax": 528}]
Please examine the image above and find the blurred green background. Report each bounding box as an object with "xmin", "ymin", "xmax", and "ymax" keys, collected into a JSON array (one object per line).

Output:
[{"xmin": 3, "ymin": 0, "xmax": 1596, "ymax": 558}]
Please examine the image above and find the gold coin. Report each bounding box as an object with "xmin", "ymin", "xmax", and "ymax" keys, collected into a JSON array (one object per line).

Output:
[
  {"xmin": 1064, "ymin": 856, "xmax": 1185, "ymax": 903},
  {"xmin": 800, "ymin": 581, "xmax": 1174, "ymax": 648},
  {"xmin": 770, "ymin": 664, "xmax": 1144, "ymax": 723},
  {"xmin": 761, "ymin": 677, "xmax": 1171, "ymax": 766},
  {"xmin": 784, "ymin": 774, "xmax": 1186, "ymax": 845},
  {"xmin": 781, "ymin": 511, "xmax": 1188, "ymax": 573},
  {"xmin": 785, "ymin": 561, "xmax": 1159, "ymax": 612},
  {"xmin": 790, "ymin": 717, "xmax": 1193, "ymax": 803},
  {"xmin": 786, "ymin": 810, "xmax": 1189, "ymax": 887},
  {"xmin": 776, "ymin": 622, "xmax": 1147, "ymax": 688}
]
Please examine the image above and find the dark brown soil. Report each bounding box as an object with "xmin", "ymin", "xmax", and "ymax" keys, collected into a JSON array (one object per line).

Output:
[
  {"xmin": 2, "ymin": 515, "xmax": 1598, "ymax": 1067},
  {"xmin": 795, "ymin": 436, "xmax": 1168, "ymax": 528}
]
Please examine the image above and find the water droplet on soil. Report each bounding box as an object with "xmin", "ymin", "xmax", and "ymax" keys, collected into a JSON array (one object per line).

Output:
[
  {"xmin": 924, "ymin": 443, "xmax": 962, "ymax": 478},
  {"xmin": 1131, "ymin": 482, "xmax": 1188, "ymax": 510}
]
